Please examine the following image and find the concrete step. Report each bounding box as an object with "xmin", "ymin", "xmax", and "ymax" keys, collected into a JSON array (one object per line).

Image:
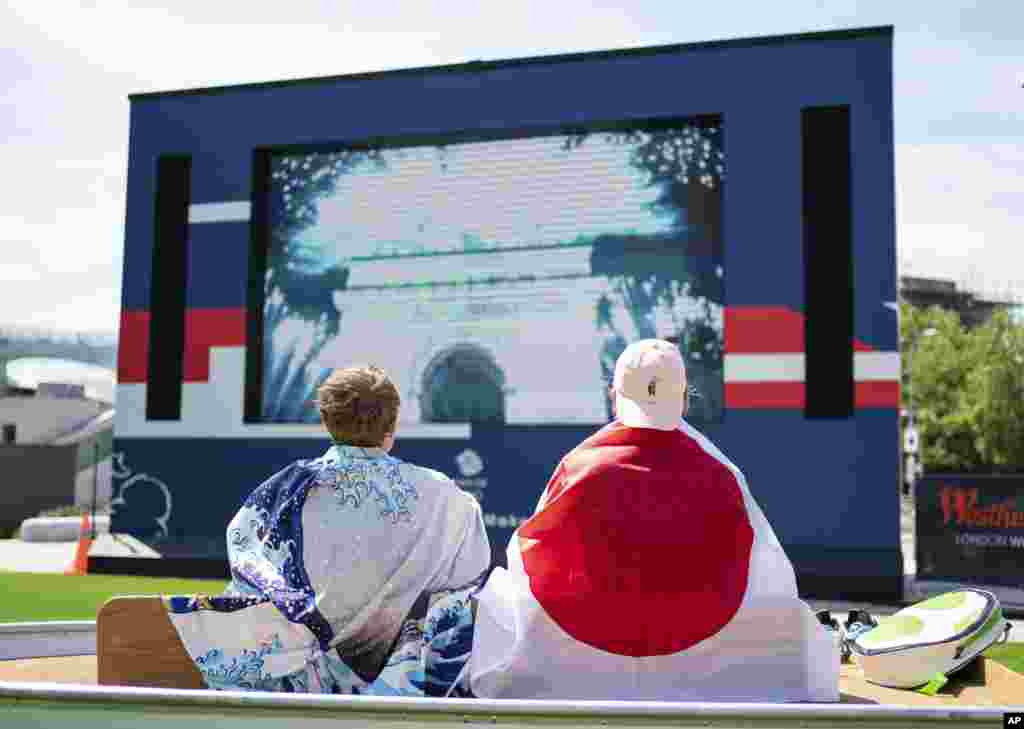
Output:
[{"xmin": 19, "ymin": 516, "xmax": 110, "ymax": 543}]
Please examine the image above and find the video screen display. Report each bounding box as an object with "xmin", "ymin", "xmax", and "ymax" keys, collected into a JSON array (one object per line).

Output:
[{"xmin": 257, "ymin": 117, "xmax": 724, "ymax": 427}]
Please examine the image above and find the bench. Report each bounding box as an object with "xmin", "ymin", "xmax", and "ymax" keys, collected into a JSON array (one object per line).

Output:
[
  {"xmin": 95, "ymin": 596, "xmax": 1024, "ymax": 705},
  {"xmin": 96, "ymin": 596, "xmax": 206, "ymax": 689}
]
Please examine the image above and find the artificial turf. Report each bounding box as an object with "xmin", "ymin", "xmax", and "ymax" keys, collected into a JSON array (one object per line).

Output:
[
  {"xmin": 985, "ymin": 642, "xmax": 1024, "ymax": 675},
  {"xmin": 1, "ymin": 570, "xmax": 1022, "ymax": 678},
  {"xmin": 0, "ymin": 571, "xmax": 228, "ymax": 623}
]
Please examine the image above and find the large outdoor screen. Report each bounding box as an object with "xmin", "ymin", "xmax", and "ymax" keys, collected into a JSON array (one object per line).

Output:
[{"xmin": 254, "ymin": 117, "xmax": 724, "ymax": 428}]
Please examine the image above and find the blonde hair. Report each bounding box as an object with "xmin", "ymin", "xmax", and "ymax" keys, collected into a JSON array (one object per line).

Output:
[{"xmin": 317, "ymin": 365, "xmax": 400, "ymax": 447}]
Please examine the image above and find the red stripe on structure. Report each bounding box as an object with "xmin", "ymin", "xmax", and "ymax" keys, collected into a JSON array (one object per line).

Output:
[
  {"xmin": 117, "ymin": 310, "xmax": 150, "ymax": 383},
  {"xmin": 183, "ymin": 308, "xmax": 247, "ymax": 382},
  {"xmin": 724, "ymin": 306, "xmax": 876, "ymax": 353},
  {"xmin": 724, "ymin": 382, "xmax": 805, "ymax": 409},
  {"xmin": 855, "ymin": 381, "xmax": 900, "ymax": 408},
  {"xmin": 725, "ymin": 381, "xmax": 898, "ymax": 409},
  {"xmin": 724, "ymin": 307, "xmax": 804, "ymax": 353}
]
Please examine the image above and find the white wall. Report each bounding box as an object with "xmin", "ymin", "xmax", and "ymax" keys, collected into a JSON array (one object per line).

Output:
[{"xmin": 0, "ymin": 397, "xmax": 105, "ymax": 444}]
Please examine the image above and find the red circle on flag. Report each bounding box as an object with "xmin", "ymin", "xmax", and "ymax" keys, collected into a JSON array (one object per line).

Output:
[{"xmin": 520, "ymin": 427, "xmax": 754, "ymax": 657}]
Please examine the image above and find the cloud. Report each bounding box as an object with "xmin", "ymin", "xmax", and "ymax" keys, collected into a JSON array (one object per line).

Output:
[
  {"xmin": 2, "ymin": 0, "xmax": 1024, "ymax": 334},
  {"xmin": 892, "ymin": 30, "xmax": 1024, "ymax": 145},
  {"xmin": 897, "ymin": 142, "xmax": 1024, "ymax": 299},
  {"xmin": 1, "ymin": 276, "xmax": 121, "ymax": 334},
  {"xmin": 0, "ymin": 263, "xmax": 41, "ymax": 282},
  {"xmin": 5, "ymin": 4, "xmax": 451, "ymax": 91},
  {"xmin": 1, "ymin": 0, "xmax": 675, "ymax": 336},
  {"xmin": 922, "ymin": 111, "xmax": 1023, "ymax": 141}
]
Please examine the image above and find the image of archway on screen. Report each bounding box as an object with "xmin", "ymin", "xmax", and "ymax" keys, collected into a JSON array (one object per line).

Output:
[{"xmin": 261, "ymin": 118, "xmax": 724, "ymax": 426}]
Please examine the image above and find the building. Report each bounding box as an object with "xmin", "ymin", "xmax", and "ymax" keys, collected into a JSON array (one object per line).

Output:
[
  {"xmin": 0, "ymin": 357, "xmax": 115, "ymax": 536},
  {"xmin": 900, "ymin": 276, "xmax": 1017, "ymax": 329}
]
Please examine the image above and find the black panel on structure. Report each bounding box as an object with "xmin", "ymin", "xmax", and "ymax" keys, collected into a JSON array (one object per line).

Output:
[
  {"xmin": 146, "ymin": 155, "xmax": 191, "ymax": 420},
  {"xmin": 244, "ymin": 149, "xmax": 272, "ymax": 423},
  {"xmin": 802, "ymin": 106, "xmax": 853, "ymax": 418},
  {"xmin": 89, "ymin": 556, "xmax": 231, "ymax": 580}
]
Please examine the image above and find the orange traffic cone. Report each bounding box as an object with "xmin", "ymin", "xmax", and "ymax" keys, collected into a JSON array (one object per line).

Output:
[{"xmin": 65, "ymin": 512, "xmax": 93, "ymax": 576}]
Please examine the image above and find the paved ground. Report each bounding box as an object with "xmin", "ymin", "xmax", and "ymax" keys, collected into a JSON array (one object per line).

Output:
[
  {"xmin": 0, "ymin": 533, "xmax": 157, "ymax": 574},
  {"xmin": 0, "ymin": 655, "xmax": 96, "ymax": 684},
  {"xmin": 0, "ymin": 540, "xmax": 81, "ymax": 574}
]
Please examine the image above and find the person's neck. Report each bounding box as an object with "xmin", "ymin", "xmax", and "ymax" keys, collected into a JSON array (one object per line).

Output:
[{"xmin": 330, "ymin": 438, "xmax": 393, "ymax": 454}]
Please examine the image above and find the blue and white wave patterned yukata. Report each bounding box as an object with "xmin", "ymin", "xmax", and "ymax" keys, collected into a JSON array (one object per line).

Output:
[{"xmin": 165, "ymin": 444, "xmax": 491, "ymax": 695}]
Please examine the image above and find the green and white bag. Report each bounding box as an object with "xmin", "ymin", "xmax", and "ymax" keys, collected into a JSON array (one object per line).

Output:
[{"xmin": 848, "ymin": 589, "xmax": 1011, "ymax": 691}]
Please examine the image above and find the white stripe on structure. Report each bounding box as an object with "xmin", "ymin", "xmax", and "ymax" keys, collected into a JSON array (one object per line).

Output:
[
  {"xmin": 853, "ymin": 351, "xmax": 900, "ymax": 381},
  {"xmin": 115, "ymin": 348, "xmax": 470, "ymax": 440},
  {"xmin": 724, "ymin": 352, "xmax": 899, "ymax": 383},
  {"xmin": 724, "ymin": 354, "xmax": 804, "ymax": 383},
  {"xmin": 188, "ymin": 201, "xmax": 251, "ymax": 224}
]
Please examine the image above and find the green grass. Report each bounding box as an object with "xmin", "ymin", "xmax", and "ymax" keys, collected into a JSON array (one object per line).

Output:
[
  {"xmin": 986, "ymin": 642, "xmax": 1024, "ymax": 675},
  {"xmin": 0, "ymin": 571, "xmax": 228, "ymax": 623}
]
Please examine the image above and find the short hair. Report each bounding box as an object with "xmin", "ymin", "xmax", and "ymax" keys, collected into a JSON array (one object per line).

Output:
[{"xmin": 317, "ymin": 365, "xmax": 400, "ymax": 447}]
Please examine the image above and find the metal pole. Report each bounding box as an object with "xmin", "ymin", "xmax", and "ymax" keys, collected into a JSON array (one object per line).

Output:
[
  {"xmin": 903, "ymin": 328, "xmax": 935, "ymax": 496},
  {"xmin": 906, "ymin": 341, "xmax": 914, "ymax": 433},
  {"xmin": 90, "ymin": 440, "xmax": 99, "ymax": 540},
  {"xmin": 902, "ymin": 340, "xmax": 914, "ymax": 496}
]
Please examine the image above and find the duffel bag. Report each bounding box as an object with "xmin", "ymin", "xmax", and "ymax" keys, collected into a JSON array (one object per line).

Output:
[{"xmin": 847, "ymin": 589, "xmax": 1011, "ymax": 690}]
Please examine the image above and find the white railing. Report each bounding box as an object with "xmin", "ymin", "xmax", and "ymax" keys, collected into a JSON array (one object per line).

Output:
[{"xmin": 0, "ymin": 682, "xmax": 1012, "ymax": 728}]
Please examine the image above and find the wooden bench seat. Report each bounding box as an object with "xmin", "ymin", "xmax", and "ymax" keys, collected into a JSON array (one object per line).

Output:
[
  {"xmin": 96, "ymin": 596, "xmax": 205, "ymax": 689},
  {"xmin": 94, "ymin": 595, "xmax": 1024, "ymax": 705}
]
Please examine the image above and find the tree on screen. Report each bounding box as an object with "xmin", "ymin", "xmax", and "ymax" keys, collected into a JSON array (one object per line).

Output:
[
  {"xmin": 268, "ymin": 150, "xmax": 385, "ymax": 335},
  {"xmin": 263, "ymin": 150, "xmax": 385, "ymax": 421},
  {"xmin": 577, "ymin": 122, "xmax": 725, "ymax": 419},
  {"xmin": 590, "ymin": 233, "xmax": 689, "ymax": 340},
  {"xmin": 584, "ymin": 128, "xmax": 722, "ymax": 331}
]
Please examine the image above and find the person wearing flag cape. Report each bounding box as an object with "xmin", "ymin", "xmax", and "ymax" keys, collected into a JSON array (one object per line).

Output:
[{"xmin": 466, "ymin": 339, "xmax": 840, "ymax": 702}]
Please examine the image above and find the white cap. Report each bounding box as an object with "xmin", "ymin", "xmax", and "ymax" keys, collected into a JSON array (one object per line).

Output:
[{"xmin": 612, "ymin": 339, "xmax": 686, "ymax": 430}]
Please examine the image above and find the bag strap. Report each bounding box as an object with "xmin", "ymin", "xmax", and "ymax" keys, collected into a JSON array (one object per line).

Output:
[{"xmin": 816, "ymin": 609, "xmax": 880, "ymax": 663}]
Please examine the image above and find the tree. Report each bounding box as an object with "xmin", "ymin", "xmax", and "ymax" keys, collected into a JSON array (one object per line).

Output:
[
  {"xmin": 901, "ymin": 302, "xmax": 976, "ymax": 471},
  {"xmin": 962, "ymin": 310, "xmax": 1024, "ymax": 469},
  {"xmin": 902, "ymin": 302, "xmax": 1024, "ymax": 472}
]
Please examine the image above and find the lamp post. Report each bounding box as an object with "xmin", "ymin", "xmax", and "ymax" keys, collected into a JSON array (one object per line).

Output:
[{"xmin": 903, "ymin": 327, "xmax": 937, "ymax": 496}]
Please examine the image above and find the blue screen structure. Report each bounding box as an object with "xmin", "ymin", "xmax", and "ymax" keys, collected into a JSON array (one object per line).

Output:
[{"xmin": 261, "ymin": 118, "xmax": 725, "ymax": 428}]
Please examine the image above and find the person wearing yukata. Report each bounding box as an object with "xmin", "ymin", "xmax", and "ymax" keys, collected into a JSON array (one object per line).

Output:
[
  {"xmin": 467, "ymin": 339, "xmax": 840, "ymax": 702},
  {"xmin": 166, "ymin": 365, "xmax": 491, "ymax": 695}
]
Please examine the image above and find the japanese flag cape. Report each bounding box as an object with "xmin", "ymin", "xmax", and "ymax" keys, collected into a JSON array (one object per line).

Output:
[{"xmin": 467, "ymin": 420, "xmax": 839, "ymax": 702}]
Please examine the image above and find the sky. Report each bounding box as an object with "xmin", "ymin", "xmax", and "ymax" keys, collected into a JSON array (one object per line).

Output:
[{"xmin": 1, "ymin": 0, "xmax": 1021, "ymax": 336}]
